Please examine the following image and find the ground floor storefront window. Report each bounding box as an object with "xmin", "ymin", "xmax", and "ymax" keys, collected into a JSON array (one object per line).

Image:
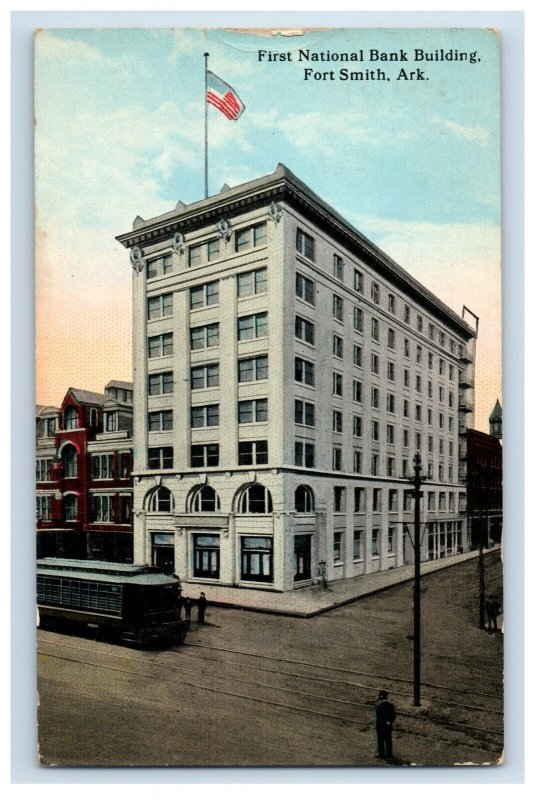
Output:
[
  {"xmin": 87, "ymin": 531, "xmax": 133, "ymax": 563},
  {"xmin": 294, "ymin": 535, "xmax": 312, "ymax": 581},
  {"xmin": 241, "ymin": 536, "xmax": 273, "ymax": 582},
  {"xmin": 193, "ymin": 534, "xmax": 220, "ymax": 579},
  {"xmin": 37, "ymin": 530, "xmax": 86, "ymax": 560},
  {"xmin": 151, "ymin": 533, "xmax": 175, "ymax": 573},
  {"xmin": 427, "ymin": 521, "xmax": 462, "ymax": 560}
]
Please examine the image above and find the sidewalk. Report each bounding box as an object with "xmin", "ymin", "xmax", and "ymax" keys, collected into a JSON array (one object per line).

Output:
[{"xmin": 182, "ymin": 546, "xmax": 501, "ymax": 618}]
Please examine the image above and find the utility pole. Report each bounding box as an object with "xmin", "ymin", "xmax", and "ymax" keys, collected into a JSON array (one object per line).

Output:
[{"xmin": 410, "ymin": 452, "xmax": 425, "ymax": 707}]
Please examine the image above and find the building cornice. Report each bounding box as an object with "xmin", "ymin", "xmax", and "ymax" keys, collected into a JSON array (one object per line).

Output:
[{"xmin": 116, "ymin": 164, "xmax": 476, "ymax": 339}]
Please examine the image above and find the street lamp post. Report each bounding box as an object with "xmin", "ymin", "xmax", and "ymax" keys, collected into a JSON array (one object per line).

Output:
[
  {"xmin": 477, "ymin": 466, "xmax": 487, "ymax": 630},
  {"xmin": 410, "ymin": 452, "xmax": 425, "ymax": 707}
]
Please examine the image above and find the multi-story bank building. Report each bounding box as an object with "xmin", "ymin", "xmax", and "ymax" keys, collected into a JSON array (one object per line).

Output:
[{"xmin": 116, "ymin": 165, "xmax": 477, "ymax": 592}]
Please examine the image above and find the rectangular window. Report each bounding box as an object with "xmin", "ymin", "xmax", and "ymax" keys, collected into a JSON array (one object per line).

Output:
[
  {"xmin": 415, "ymin": 404, "xmax": 422, "ymax": 421},
  {"xmin": 404, "ymin": 369, "xmax": 410, "ymax": 388},
  {"xmin": 148, "ymin": 332, "xmax": 173, "ymax": 358},
  {"xmin": 371, "ymin": 353, "xmax": 379, "ymax": 375},
  {"xmin": 334, "ymin": 486, "xmax": 346, "ymax": 512},
  {"xmin": 36, "ymin": 459, "xmax": 53, "ymax": 482},
  {"xmin": 191, "ymin": 323, "xmax": 220, "ymax": 350},
  {"xmin": 354, "ymin": 488, "xmax": 365, "ymax": 512},
  {"xmin": 416, "ymin": 374, "xmax": 422, "ymax": 393},
  {"xmin": 416, "ymin": 345, "xmax": 422, "ymax": 364},
  {"xmin": 296, "ymin": 272, "xmax": 315, "ymax": 305},
  {"xmin": 236, "ymin": 222, "xmax": 267, "ymax": 252},
  {"xmin": 428, "ymin": 492, "xmax": 436, "ymax": 511},
  {"xmin": 147, "ymin": 293, "xmax": 173, "ymax": 320},
  {"xmin": 36, "ymin": 495, "xmax": 51, "ymax": 521},
  {"xmin": 387, "ymin": 328, "xmax": 396, "ymax": 350},
  {"xmin": 387, "ymin": 457, "xmax": 395, "ymax": 477},
  {"xmin": 148, "ymin": 447, "xmax": 174, "ymax": 469},
  {"xmin": 333, "ymin": 410, "xmax": 343, "ymax": 433},
  {"xmin": 373, "ymin": 489, "xmax": 382, "ymax": 511},
  {"xmin": 295, "ymin": 357, "xmax": 315, "ymax": 386},
  {"xmin": 354, "ymin": 269, "xmax": 363, "ymax": 292},
  {"xmin": 191, "ymin": 362, "xmax": 219, "ymax": 389},
  {"xmin": 191, "ymin": 404, "xmax": 220, "ymax": 428},
  {"xmin": 387, "ymin": 424, "xmax": 395, "ymax": 444},
  {"xmin": 371, "ymin": 386, "xmax": 380, "ymax": 409},
  {"xmin": 371, "ymin": 453, "xmax": 379, "ymax": 475},
  {"xmin": 333, "ymin": 372, "xmax": 343, "ymax": 397},
  {"xmin": 428, "ymin": 381, "xmax": 433, "ymax": 399},
  {"xmin": 353, "ymin": 530, "xmax": 363, "ymax": 560},
  {"xmin": 148, "ymin": 371, "xmax": 173, "ymax": 396},
  {"xmin": 403, "ymin": 490, "xmax": 412, "ymax": 511},
  {"xmin": 295, "ymin": 399, "xmax": 315, "ymax": 427},
  {"xmin": 428, "ymin": 408, "xmax": 433, "ymax": 425},
  {"xmin": 428, "ymin": 352, "xmax": 434, "ymax": 369},
  {"xmin": 371, "ymin": 317, "xmax": 380, "ymax": 342},
  {"xmin": 353, "ymin": 450, "xmax": 362, "ymax": 473},
  {"xmin": 371, "ymin": 529, "xmax": 380, "ymax": 556},
  {"xmin": 403, "ymin": 428, "xmax": 409, "ymax": 447},
  {"xmin": 428, "ymin": 435, "xmax": 434, "ymax": 453},
  {"xmin": 388, "ymin": 294, "xmax": 396, "ymax": 313},
  {"xmin": 296, "ymin": 228, "xmax": 315, "ymax": 260},
  {"xmin": 353, "ymin": 380, "xmax": 362, "ymax": 403},
  {"xmin": 372, "ymin": 420, "xmax": 379, "ymax": 441},
  {"xmin": 353, "ymin": 344, "xmax": 362, "ymax": 367},
  {"xmin": 439, "ymin": 358, "xmax": 445, "ymax": 376},
  {"xmin": 449, "ymin": 364, "xmax": 455, "ymax": 381},
  {"xmin": 91, "ymin": 454, "xmax": 114, "ymax": 480},
  {"xmin": 333, "ymin": 532, "xmax": 343, "ymax": 563},
  {"xmin": 333, "ymin": 254, "xmax": 344, "ymax": 281},
  {"xmin": 238, "ymin": 399, "xmax": 268, "ymax": 424},
  {"xmin": 237, "ymin": 267, "xmax": 268, "ymax": 297},
  {"xmin": 188, "ymin": 243, "xmax": 202, "ymax": 267},
  {"xmin": 207, "ymin": 238, "xmax": 220, "ymax": 261},
  {"xmin": 238, "ymin": 312, "xmax": 268, "ymax": 341},
  {"xmin": 389, "ymin": 489, "xmax": 398, "ymax": 512},
  {"xmin": 354, "ymin": 306, "xmax": 363, "ymax": 332},
  {"xmin": 429, "ymin": 323, "xmax": 435, "ymax": 341},
  {"xmin": 439, "ymin": 492, "xmax": 446, "ymax": 511},
  {"xmin": 148, "ymin": 410, "xmax": 173, "ymax": 431},
  {"xmin": 190, "ymin": 280, "xmax": 219, "ymax": 309},
  {"xmin": 404, "ymin": 304, "xmax": 410, "ymax": 324},
  {"xmin": 417, "ymin": 314, "xmax": 423, "ymax": 332},
  {"xmin": 333, "ymin": 294, "xmax": 344, "ymax": 322},
  {"xmin": 403, "ymin": 399, "xmax": 409, "ymax": 418},
  {"xmin": 238, "ymin": 440, "xmax": 268, "ymax": 466},
  {"xmin": 353, "ymin": 415, "xmax": 362, "ymax": 437},
  {"xmin": 295, "ymin": 441, "xmax": 315, "ymax": 468},
  {"xmin": 191, "ymin": 444, "xmax": 220, "ymax": 468},
  {"xmin": 332, "ymin": 448, "xmax": 342, "ymax": 471},
  {"xmin": 388, "ymin": 527, "xmax": 395, "ymax": 553},
  {"xmin": 387, "ymin": 361, "xmax": 395, "ymax": 382},
  {"xmin": 295, "ymin": 315, "xmax": 315, "ymax": 345},
  {"xmin": 333, "ymin": 334, "xmax": 344, "ymax": 358},
  {"xmin": 92, "ymin": 494, "xmax": 114, "ymax": 523},
  {"xmin": 238, "ymin": 355, "xmax": 268, "ymax": 383},
  {"xmin": 147, "ymin": 253, "xmax": 174, "ymax": 278},
  {"xmin": 371, "ymin": 282, "xmax": 380, "ymax": 304}
]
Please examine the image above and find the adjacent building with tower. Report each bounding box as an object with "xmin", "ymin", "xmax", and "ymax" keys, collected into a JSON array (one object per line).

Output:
[
  {"xmin": 116, "ymin": 164, "xmax": 477, "ymax": 591},
  {"xmin": 36, "ymin": 381, "xmax": 134, "ymax": 563},
  {"xmin": 465, "ymin": 400, "xmax": 503, "ymax": 548}
]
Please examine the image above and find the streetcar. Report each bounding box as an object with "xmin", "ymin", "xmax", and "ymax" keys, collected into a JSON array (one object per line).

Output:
[{"xmin": 36, "ymin": 558, "xmax": 188, "ymax": 647}]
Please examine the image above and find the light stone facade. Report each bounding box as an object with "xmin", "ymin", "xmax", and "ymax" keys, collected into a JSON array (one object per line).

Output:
[{"xmin": 117, "ymin": 164, "xmax": 476, "ymax": 592}]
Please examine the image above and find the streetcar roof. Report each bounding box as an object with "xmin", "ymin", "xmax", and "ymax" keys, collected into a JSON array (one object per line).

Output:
[{"xmin": 36, "ymin": 558, "xmax": 178, "ymax": 586}]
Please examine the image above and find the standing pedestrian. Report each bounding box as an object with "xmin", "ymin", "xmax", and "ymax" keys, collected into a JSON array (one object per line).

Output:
[
  {"xmin": 374, "ymin": 690, "xmax": 397, "ymax": 761},
  {"xmin": 197, "ymin": 591, "xmax": 208, "ymax": 624},
  {"xmin": 489, "ymin": 595, "xmax": 501, "ymax": 633},
  {"xmin": 175, "ymin": 588, "xmax": 184, "ymax": 620},
  {"xmin": 184, "ymin": 596, "xmax": 193, "ymax": 621}
]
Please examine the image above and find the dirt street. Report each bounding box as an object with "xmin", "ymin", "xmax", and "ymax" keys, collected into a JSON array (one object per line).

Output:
[{"xmin": 37, "ymin": 552, "xmax": 503, "ymax": 767}]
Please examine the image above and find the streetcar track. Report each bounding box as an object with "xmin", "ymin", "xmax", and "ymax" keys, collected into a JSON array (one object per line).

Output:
[
  {"xmin": 37, "ymin": 643, "xmax": 504, "ymax": 745},
  {"xmin": 37, "ymin": 633, "xmax": 503, "ymax": 716}
]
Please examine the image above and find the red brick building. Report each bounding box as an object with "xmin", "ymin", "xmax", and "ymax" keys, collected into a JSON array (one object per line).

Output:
[
  {"xmin": 36, "ymin": 381, "xmax": 134, "ymax": 562},
  {"xmin": 465, "ymin": 405, "xmax": 503, "ymax": 548}
]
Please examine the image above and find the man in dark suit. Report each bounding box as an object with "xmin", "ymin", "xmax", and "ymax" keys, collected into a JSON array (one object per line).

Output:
[{"xmin": 374, "ymin": 689, "xmax": 397, "ymax": 760}]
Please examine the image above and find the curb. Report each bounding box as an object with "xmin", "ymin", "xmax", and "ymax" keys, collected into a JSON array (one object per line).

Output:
[{"xmin": 204, "ymin": 548, "xmax": 501, "ymax": 619}]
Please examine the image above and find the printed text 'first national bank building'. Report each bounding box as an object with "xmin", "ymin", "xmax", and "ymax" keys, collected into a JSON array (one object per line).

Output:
[{"xmin": 116, "ymin": 164, "xmax": 476, "ymax": 592}]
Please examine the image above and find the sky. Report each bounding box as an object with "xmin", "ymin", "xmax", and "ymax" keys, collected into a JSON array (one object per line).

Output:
[{"xmin": 34, "ymin": 26, "xmax": 502, "ymax": 431}]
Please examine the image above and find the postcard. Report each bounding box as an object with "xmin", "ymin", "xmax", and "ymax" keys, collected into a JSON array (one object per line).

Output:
[{"xmin": 35, "ymin": 26, "xmax": 503, "ymax": 767}]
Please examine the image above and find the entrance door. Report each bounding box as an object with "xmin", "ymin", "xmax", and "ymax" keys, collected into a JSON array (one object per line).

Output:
[
  {"xmin": 151, "ymin": 533, "xmax": 175, "ymax": 573},
  {"xmin": 294, "ymin": 535, "xmax": 312, "ymax": 581},
  {"xmin": 241, "ymin": 536, "xmax": 273, "ymax": 583}
]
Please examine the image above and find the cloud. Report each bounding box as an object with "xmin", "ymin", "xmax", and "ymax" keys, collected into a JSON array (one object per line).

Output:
[
  {"xmin": 35, "ymin": 29, "xmax": 118, "ymax": 69},
  {"xmin": 429, "ymin": 115, "xmax": 489, "ymax": 146}
]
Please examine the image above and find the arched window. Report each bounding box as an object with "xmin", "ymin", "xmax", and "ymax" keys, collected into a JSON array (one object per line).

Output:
[
  {"xmin": 295, "ymin": 485, "xmax": 315, "ymax": 513},
  {"xmin": 189, "ymin": 485, "xmax": 221, "ymax": 512},
  {"xmin": 61, "ymin": 444, "xmax": 77, "ymax": 478},
  {"xmin": 63, "ymin": 407, "xmax": 78, "ymax": 430},
  {"xmin": 64, "ymin": 494, "xmax": 78, "ymax": 522},
  {"xmin": 89, "ymin": 408, "xmax": 98, "ymax": 428},
  {"xmin": 236, "ymin": 484, "xmax": 273, "ymax": 514},
  {"xmin": 145, "ymin": 486, "xmax": 175, "ymax": 513}
]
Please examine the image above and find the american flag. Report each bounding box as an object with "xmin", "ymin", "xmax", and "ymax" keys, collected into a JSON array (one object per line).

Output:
[{"xmin": 206, "ymin": 70, "xmax": 245, "ymax": 120}]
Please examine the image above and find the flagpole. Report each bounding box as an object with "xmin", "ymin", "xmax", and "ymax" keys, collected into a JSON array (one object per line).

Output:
[{"xmin": 204, "ymin": 52, "xmax": 209, "ymax": 199}]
